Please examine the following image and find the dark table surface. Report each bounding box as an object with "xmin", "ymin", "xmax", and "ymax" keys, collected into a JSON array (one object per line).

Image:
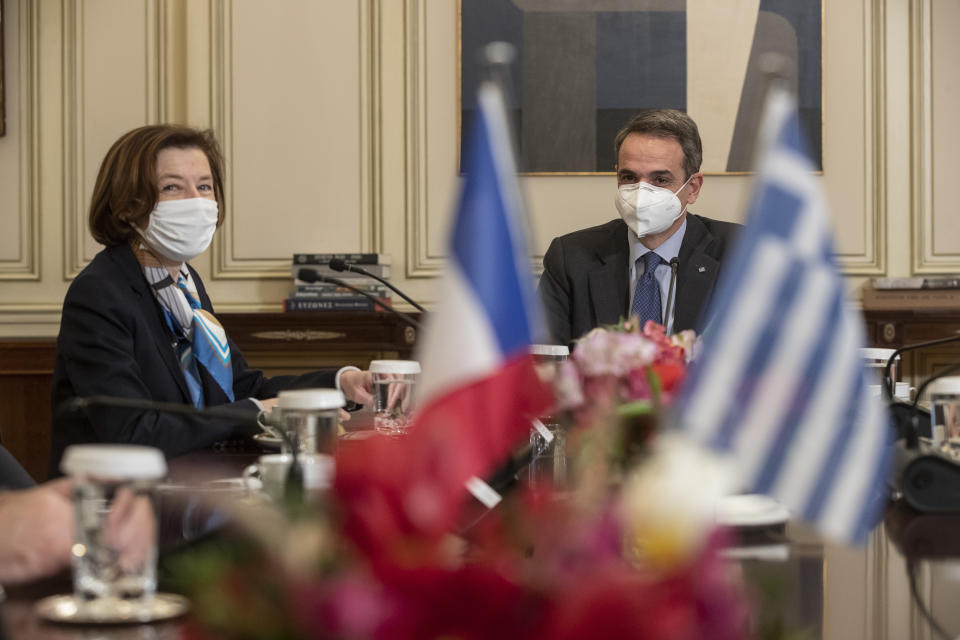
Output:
[{"xmin": 5, "ymin": 427, "xmax": 960, "ymax": 639}]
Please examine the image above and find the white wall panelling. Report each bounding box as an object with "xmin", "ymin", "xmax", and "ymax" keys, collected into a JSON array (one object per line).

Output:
[
  {"xmin": 61, "ymin": 0, "xmax": 165, "ymax": 279},
  {"xmin": 208, "ymin": 0, "xmax": 376, "ymax": 281},
  {"xmin": 912, "ymin": 0, "xmax": 960, "ymax": 273},
  {"xmin": 0, "ymin": 0, "xmax": 39, "ymax": 281}
]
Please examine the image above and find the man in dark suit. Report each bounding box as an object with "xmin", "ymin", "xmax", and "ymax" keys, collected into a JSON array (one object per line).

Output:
[
  {"xmin": 539, "ymin": 110, "xmax": 741, "ymax": 345},
  {"xmin": 0, "ymin": 444, "xmax": 35, "ymax": 489}
]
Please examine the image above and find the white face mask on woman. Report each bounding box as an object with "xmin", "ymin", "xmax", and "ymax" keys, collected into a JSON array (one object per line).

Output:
[
  {"xmin": 615, "ymin": 175, "xmax": 692, "ymax": 238},
  {"xmin": 136, "ymin": 198, "xmax": 219, "ymax": 263}
]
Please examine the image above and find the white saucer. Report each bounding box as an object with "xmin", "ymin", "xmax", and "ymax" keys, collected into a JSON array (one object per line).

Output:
[
  {"xmin": 715, "ymin": 494, "xmax": 790, "ymax": 527},
  {"xmin": 252, "ymin": 432, "xmax": 282, "ymax": 449},
  {"xmin": 721, "ymin": 544, "xmax": 790, "ymax": 562},
  {"xmin": 206, "ymin": 476, "xmax": 260, "ymax": 492},
  {"xmin": 35, "ymin": 593, "xmax": 190, "ymax": 624}
]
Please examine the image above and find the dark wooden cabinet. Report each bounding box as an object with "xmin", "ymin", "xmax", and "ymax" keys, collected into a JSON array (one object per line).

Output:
[
  {"xmin": 0, "ymin": 340, "xmax": 57, "ymax": 483},
  {"xmin": 863, "ymin": 309, "xmax": 960, "ymax": 385},
  {"xmin": 218, "ymin": 311, "xmax": 418, "ymax": 375},
  {"xmin": 0, "ymin": 312, "xmax": 418, "ymax": 482}
]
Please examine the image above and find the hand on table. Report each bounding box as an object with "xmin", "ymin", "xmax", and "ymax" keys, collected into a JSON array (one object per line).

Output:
[
  {"xmin": 261, "ymin": 399, "xmax": 351, "ymax": 423},
  {"xmin": 0, "ymin": 479, "xmax": 74, "ymax": 585},
  {"xmin": 105, "ymin": 488, "xmax": 157, "ymax": 573},
  {"xmin": 340, "ymin": 369, "xmax": 374, "ymax": 406},
  {"xmin": 382, "ymin": 373, "xmax": 412, "ymax": 414},
  {"xmin": 259, "ymin": 397, "xmax": 280, "ymax": 413}
]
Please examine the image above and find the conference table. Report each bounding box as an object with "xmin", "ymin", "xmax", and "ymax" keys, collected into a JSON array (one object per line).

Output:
[{"xmin": 3, "ymin": 426, "xmax": 959, "ymax": 640}]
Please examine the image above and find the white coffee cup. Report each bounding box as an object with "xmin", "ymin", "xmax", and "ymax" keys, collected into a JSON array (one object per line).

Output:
[
  {"xmin": 242, "ymin": 453, "xmax": 333, "ymax": 502},
  {"xmin": 894, "ymin": 381, "xmax": 914, "ymax": 402},
  {"xmin": 276, "ymin": 389, "xmax": 344, "ymax": 455}
]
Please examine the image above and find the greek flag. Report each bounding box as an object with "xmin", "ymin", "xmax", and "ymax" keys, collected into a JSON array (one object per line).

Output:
[{"xmin": 675, "ymin": 87, "xmax": 892, "ymax": 543}]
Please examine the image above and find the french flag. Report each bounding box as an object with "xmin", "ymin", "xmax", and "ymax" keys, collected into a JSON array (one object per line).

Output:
[
  {"xmin": 413, "ymin": 78, "xmax": 552, "ymax": 498},
  {"xmin": 333, "ymin": 78, "xmax": 550, "ymax": 558}
]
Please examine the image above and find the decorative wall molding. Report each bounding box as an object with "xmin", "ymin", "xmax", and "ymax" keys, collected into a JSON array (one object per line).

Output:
[
  {"xmin": 367, "ymin": 0, "xmax": 383, "ymax": 254},
  {"xmin": 61, "ymin": 0, "xmax": 165, "ymax": 279},
  {"xmin": 405, "ymin": 0, "xmax": 462, "ymax": 278},
  {"xmin": 865, "ymin": 528, "xmax": 889, "ymax": 640},
  {"xmin": 0, "ymin": 0, "xmax": 40, "ymax": 281},
  {"xmin": 61, "ymin": 0, "xmax": 86, "ymax": 279},
  {"xmin": 839, "ymin": 0, "xmax": 887, "ymax": 275},
  {"xmin": 910, "ymin": 0, "xmax": 960, "ymax": 273},
  {"xmin": 209, "ymin": 0, "xmax": 378, "ymax": 280}
]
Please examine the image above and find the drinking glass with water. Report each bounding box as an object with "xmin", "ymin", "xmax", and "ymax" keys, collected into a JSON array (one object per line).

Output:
[
  {"xmin": 369, "ymin": 360, "xmax": 421, "ymax": 435},
  {"xmin": 60, "ymin": 445, "xmax": 164, "ymax": 604}
]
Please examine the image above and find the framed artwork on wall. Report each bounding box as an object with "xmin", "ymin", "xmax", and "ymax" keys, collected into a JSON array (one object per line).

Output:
[
  {"xmin": 459, "ymin": 0, "xmax": 822, "ymax": 175},
  {"xmin": 0, "ymin": 0, "xmax": 5, "ymax": 137}
]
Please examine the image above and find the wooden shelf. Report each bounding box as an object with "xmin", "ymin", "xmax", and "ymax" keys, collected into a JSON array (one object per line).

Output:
[
  {"xmin": 0, "ymin": 311, "xmax": 419, "ymax": 481},
  {"xmin": 863, "ymin": 309, "xmax": 960, "ymax": 386}
]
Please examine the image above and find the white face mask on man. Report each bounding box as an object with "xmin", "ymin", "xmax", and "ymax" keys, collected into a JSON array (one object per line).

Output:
[
  {"xmin": 135, "ymin": 197, "xmax": 219, "ymax": 263},
  {"xmin": 615, "ymin": 175, "xmax": 692, "ymax": 238}
]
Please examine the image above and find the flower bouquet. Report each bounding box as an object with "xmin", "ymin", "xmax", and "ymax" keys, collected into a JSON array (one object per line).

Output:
[
  {"xmin": 171, "ymin": 321, "xmax": 755, "ymax": 640},
  {"xmin": 553, "ymin": 319, "xmax": 697, "ymax": 472}
]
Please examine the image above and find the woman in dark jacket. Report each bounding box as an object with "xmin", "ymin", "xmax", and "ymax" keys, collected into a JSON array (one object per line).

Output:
[{"xmin": 50, "ymin": 125, "xmax": 372, "ymax": 472}]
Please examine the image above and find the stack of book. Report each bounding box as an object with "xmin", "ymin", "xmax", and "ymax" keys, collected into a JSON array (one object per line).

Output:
[
  {"xmin": 285, "ymin": 253, "xmax": 392, "ymax": 312},
  {"xmin": 862, "ymin": 276, "xmax": 960, "ymax": 310}
]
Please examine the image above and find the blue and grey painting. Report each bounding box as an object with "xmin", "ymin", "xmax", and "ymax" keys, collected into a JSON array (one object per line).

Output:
[{"xmin": 460, "ymin": 0, "xmax": 822, "ymax": 173}]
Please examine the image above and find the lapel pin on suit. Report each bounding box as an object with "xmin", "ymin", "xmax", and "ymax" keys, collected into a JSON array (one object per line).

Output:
[{"xmin": 698, "ymin": 265, "xmax": 706, "ymax": 273}]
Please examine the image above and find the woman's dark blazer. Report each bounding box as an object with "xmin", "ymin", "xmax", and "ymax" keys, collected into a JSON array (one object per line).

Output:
[{"xmin": 49, "ymin": 243, "xmax": 337, "ymax": 475}]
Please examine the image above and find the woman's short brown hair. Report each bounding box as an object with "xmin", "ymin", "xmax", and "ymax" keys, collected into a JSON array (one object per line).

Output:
[{"xmin": 88, "ymin": 125, "xmax": 226, "ymax": 247}]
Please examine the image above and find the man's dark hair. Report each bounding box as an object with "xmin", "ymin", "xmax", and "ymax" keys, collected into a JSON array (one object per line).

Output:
[
  {"xmin": 614, "ymin": 109, "xmax": 703, "ymax": 178},
  {"xmin": 88, "ymin": 125, "xmax": 226, "ymax": 247}
]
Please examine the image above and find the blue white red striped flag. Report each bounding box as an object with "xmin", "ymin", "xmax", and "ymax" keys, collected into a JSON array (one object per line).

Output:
[
  {"xmin": 412, "ymin": 77, "xmax": 551, "ymax": 490},
  {"xmin": 674, "ymin": 87, "xmax": 892, "ymax": 544}
]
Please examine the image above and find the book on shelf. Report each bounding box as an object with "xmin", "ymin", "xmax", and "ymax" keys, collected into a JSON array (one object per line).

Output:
[
  {"xmin": 862, "ymin": 285, "xmax": 960, "ymax": 310},
  {"xmin": 292, "ymin": 274, "xmax": 389, "ymax": 288},
  {"xmin": 291, "ymin": 263, "xmax": 391, "ymax": 279},
  {"xmin": 870, "ymin": 276, "xmax": 960, "ymax": 290},
  {"xmin": 283, "ymin": 297, "xmax": 390, "ymax": 312},
  {"xmin": 290, "ymin": 288, "xmax": 392, "ymax": 301},
  {"xmin": 292, "ymin": 253, "xmax": 391, "ymax": 266}
]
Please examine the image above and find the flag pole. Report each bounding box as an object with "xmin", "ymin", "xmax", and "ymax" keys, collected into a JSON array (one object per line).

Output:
[{"xmin": 477, "ymin": 42, "xmax": 520, "ymax": 161}]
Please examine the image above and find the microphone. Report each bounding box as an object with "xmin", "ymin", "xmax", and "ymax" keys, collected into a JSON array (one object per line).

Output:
[
  {"xmin": 662, "ymin": 257, "xmax": 679, "ymax": 330},
  {"xmin": 296, "ymin": 269, "xmax": 423, "ymax": 330},
  {"xmin": 328, "ymin": 258, "xmax": 426, "ymax": 312},
  {"xmin": 59, "ymin": 395, "xmax": 305, "ymax": 501},
  {"xmin": 59, "ymin": 395, "xmax": 264, "ymax": 426}
]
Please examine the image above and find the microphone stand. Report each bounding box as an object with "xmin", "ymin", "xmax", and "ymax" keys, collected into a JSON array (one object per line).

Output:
[
  {"xmin": 883, "ymin": 331, "xmax": 960, "ymax": 400},
  {"xmin": 59, "ymin": 396, "xmax": 306, "ymax": 505},
  {"xmin": 913, "ymin": 361, "xmax": 960, "ymax": 411},
  {"xmin": 663, "ymin": 258, "xmax": 679, "ymax": 330},
  {"xmin": 327, "ymin": 259, "xmax": 427, "ymax": 312},
  {"xmin": 899, "ymin": 360, "xmax": 960, "ymax": 447},
  {"xmin": 296, "ymin": 269, "xmax": 423, "ymax": 330}
]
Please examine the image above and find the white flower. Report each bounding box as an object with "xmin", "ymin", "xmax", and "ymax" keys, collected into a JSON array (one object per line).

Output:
[{"xmin": 619, "ymin": 433, "xmax": 733, "ymax": 568}]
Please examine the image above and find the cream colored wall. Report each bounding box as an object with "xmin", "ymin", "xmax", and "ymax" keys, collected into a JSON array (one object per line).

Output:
[{"xmin": 0, "ymin": 0, "xmax": 956, "ymax": 339}]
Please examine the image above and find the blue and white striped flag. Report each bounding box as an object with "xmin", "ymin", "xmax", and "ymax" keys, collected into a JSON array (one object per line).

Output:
[{"xmin": 674, "ymin": 87, "xmax": 892, "ymax": 544}]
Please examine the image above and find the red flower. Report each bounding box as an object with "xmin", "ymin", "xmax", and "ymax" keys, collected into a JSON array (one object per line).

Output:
[{"xmin": 651, "ymin": 363, "xmax": 686, "ymax": 395}]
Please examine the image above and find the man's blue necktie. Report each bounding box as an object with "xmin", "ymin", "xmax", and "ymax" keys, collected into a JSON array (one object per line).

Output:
[{"xmin": 631, "ymin": 252, "xmax": 663, "ymax": 326}]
